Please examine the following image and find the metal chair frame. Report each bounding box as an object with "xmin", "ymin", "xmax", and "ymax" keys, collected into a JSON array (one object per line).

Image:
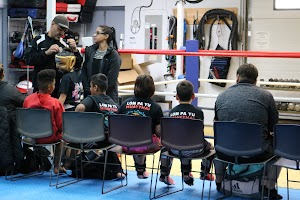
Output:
[
  {"xmin": 55, "ymin": 111, "xmax": 125, "ymax": 194},
  {"xmin": 6, "ymin": 108, "xmax": 60, "ymax": 187},
  {"xmin": 213, "ymin": 121, "xmax": 276, "ymax": 200},
  {"xmin": 153, "ymin": 117, "xmax": 216, "ymax": 200},
  {"xmin": 270, "ymin": 124, "xmax": 300, "ymax": 200},
  {"xmin": 108, "ymin": 114, "xmax": 159, "ymax": 199}
]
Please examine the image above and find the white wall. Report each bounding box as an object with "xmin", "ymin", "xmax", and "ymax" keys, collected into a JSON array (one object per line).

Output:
[{"xmin": 250, "ymin": 0, "xmax": 300, "ymax": 106}]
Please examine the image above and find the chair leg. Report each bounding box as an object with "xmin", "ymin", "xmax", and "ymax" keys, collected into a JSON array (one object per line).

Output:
[
  {"xmin": 55, "ymin": 146, "xmax": 82, "ymax": 188},
  {"xmin": 49, "ymin": 144, "xmax": 57, "ymax": 187},
  {"xmin": 101, "ymin": 151, "xmax": 127, "ymax": 194},
  {"xmin": 153, "ymin": 154, "xmax": 184, "ymax": 199},
  {"xmin": 152, "ymin": 152, "xmax": 161, "ymax": 199},
  {"xmin": 208, "ymin": 164, "xmax": 214, "ymax": 200},
  {"xmin": 201, "ymin": 162, "xmax": 207, "ymax": 200},
  {"xmin": 287, "ymin": 168, "xmax": 289, "ymax": 200},
  {"xmin": 149, "ymin": 153, "xmax": 156, "ymax": 199},
  {"xmin": 261, "ymin": 163, "xmax": 267, "ymax": 200}
]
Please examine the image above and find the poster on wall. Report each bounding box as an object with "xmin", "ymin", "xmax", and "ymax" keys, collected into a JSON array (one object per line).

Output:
[{"xmin": 253, "ymin": 31, "xmax": 270, "ymax": 50}]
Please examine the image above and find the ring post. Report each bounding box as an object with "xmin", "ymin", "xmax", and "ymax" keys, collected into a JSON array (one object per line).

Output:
[{"xmin": 186, "ymin": 40, "xmax": 199, "ymax": 106}]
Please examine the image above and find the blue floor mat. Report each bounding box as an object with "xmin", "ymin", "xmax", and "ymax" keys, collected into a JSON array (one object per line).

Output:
[{"xmin": 0, "ymin": 171, "xmax": 298, "ymax": 200}]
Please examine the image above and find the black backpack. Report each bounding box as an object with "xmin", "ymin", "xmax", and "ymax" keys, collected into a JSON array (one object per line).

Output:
[
  {"xmin": 19, "ymin": 147, "xmax": 52, "ymax": 174},
  {"xmin": 71, "ymin": 151, "xmax": 122, "ymax": 180}
]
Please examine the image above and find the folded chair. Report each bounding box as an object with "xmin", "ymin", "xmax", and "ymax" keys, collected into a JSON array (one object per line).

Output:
[
  {"xmin": 213, "ymin": 121, "xmax": 275, "ymax": 200},
  {"xmin": 108, "ymin": 114, "xmax": 159, "ymax": 199},
  {"xmin": 271, "ymin": 124, "xmax": 300, "ymax": 200},
  {"xmin": 56, "ymin": 111, "xmax": 123, "ymax": 193},
  {"xmin": 6, "ymin": 108, "xmax": 60, "ymax": 186},
  {"xmin": 153, "ymin": 117, "xmax": 215, "ymax": 199}
]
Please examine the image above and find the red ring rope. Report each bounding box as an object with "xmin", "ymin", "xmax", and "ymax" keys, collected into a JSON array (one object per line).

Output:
[{"xmin": 118, "ymin": 49, "xmax": 300, "ymax": 58}]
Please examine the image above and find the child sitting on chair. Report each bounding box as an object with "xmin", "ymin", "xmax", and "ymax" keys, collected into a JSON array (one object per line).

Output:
[
  {"xmin": 56, "ymin": 50, "xmax": 83, "ymax": 111},
  {"xmin": 118, "ymin": 74, "xmax": 175, "ymax": 185},
  {"xmin": 74, "ymin": 73, "xmax": 125, "ymax": 179},
  {"xmin": 23, "ymin": 69, "xmax": 65, "ymax": 174},
  {"xmin": 160, "ymin": 80, "xmax": 215, "ymax": 186}
]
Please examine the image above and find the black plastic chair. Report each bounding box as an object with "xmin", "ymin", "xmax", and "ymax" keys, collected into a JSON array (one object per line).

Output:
[
  {"xmin": 213, "ymin": 121, "xmax": 275, "ymax": 200},
  {"xmin": 153, "ymin": 117, "xmax": 215, "ymax": 199},
  {"xmin": 271, "ymin": 124, "xmax": 300, "ymax": 200},
  {"xmin": 6, "ymin": 108, "xmax": 60, "ymax": 185},
  {"xmin": 56, "ymin": 111, "xmax": 123, "ymax": 194},
  {"xmin": 108, "ymin": 114, "xmax": 158, "ymax": 199}
]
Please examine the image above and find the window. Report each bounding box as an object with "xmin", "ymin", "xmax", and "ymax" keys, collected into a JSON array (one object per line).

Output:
[{"xmin": 274, "ymin": 0, "xmax": 300, "ymax": 10}]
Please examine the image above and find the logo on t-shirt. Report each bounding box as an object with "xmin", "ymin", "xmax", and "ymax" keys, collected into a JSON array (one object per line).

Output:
[
  {"xmin": 170, "ymin": 111, "xmax": 196, "ymax": 119},
  {"xmin": 72, "ymin": 82, "xmax": 83, "ymax": 101},
  {"xmin": 125, "ymin": 101, "xmax": 151, "ymax": 111}
]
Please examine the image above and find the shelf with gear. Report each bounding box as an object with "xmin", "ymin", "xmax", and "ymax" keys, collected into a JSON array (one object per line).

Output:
[{"xmin": 7, "ymin": 17, "xmax": 46, "ymax": 94}]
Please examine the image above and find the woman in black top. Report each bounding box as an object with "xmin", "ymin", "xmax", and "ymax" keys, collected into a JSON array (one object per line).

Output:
[{"xmin": 81, "ymin": 25, "xmax": 121, "ymax": 103}]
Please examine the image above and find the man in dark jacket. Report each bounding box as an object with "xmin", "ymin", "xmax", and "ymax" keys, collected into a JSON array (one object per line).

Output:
[
  {"xmin": 0, "ymin": 64, "xmax": 25, "ymax": 174},
  {"xmin": 25, "ymin": 15, "xmax": 83, "ymax": 98}
]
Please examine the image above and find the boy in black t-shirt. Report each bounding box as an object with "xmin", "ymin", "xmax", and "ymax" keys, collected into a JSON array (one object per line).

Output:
[
  {"xmin": 76, "ymin": 73, "xmax": 118, "ymax": 145},
  {"xmin": 56, "ymin": 50, "xmax": 83, "ymax": 111},
  {"xmin": 73, "ymin": 73, "xmax": 124, "ymax": 179},
  {"xmin": 161, "ymin": 80, "xmax": 214, "ymax": 186}
]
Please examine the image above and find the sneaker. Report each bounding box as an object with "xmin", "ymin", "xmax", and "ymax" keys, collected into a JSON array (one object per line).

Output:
[
  {"xmin": 183, "ymin": 173, "xmax": 194, "ymax": 186},
  {"xmin": 137, "ymin": 171, "xmax": 150, "ymax": 179},
  {"xmin": 159, "ymin": 175, "xmax": 176, "ymax": 185},
  {"xmin": 263, "ymin": 186, "xmax": 283, "ymax": 200},
  {"xmin": 200, "ymin": 173, "xmax": 215, "ymax": 181}
]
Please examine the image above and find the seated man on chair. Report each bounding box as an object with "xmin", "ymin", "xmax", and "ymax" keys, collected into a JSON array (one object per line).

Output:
[{"xmin": 214, "ymin": 63, "xmax": 282, "ymax": 199}]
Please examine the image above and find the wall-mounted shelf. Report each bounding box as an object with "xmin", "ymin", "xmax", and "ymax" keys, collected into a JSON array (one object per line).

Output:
[
  {"xmin": 261, "ymin": 86, "xmax": 300, "ymax": 91},
  {"xmin": 9, "ymin": 18, "xmax": 46, "ymax": 22},
  {"xmin": 9, "ymin": 68, "xmax": 34, "ymax": 72},
  {"xmin": 279, "ymin": 110, "xmax": 300, "ymax": 120}
]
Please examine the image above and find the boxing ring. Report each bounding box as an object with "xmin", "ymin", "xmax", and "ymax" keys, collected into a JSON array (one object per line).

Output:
[{"xmin": 118, "ymin": 41, "xmax": 300, "ymax": 105}]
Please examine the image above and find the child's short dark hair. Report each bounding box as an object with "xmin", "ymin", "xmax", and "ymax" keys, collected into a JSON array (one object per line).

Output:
[
  {"xmin": 134, "ymin": 74, "xmax": 155, "ymax": 98},
  {"xmin": 37, "ymin": 69, "xmax": 56, "ymax": 91},
  {"xmin": 37, "ymin": 69, "xmax": 56, "ymax": 90},
  {"xmin": 90, "ymin": 73, "xmax": 108, "ymax": 92},
  {"xmin": 176, "ymin": 80, "xmax": 194, "ymax": 102}
]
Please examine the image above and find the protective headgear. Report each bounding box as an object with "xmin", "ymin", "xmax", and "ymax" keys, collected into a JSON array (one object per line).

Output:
[
  {"xmin": 16, "ymin": 80, "xmax": 33, "ymax": 94},
  {"xmin": 55, "ymin": 50, "xmax": 76, "ymax": 72}
]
